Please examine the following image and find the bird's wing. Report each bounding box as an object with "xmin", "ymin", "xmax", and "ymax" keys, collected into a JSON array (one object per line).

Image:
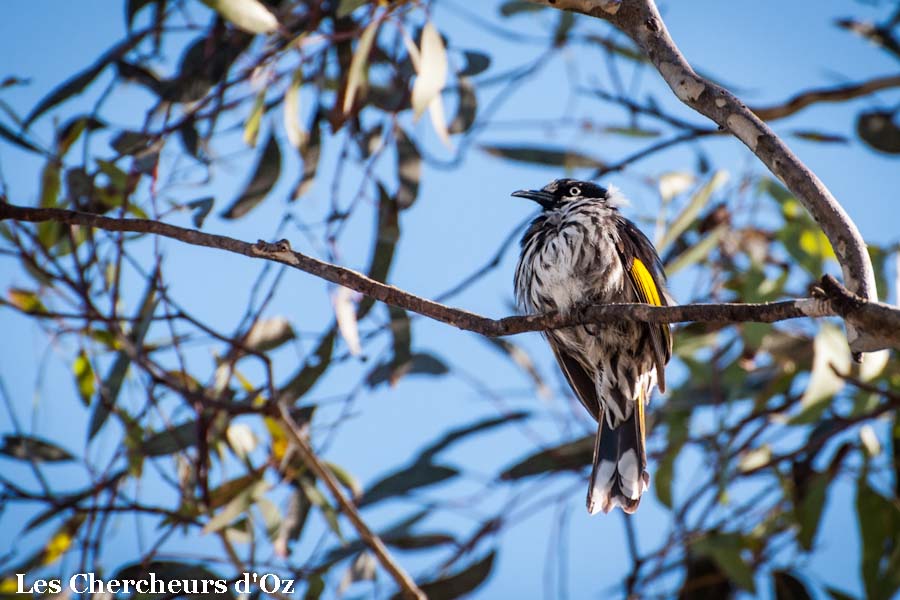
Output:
[
  {"xmin": 547, "ymin": 336, "xmax": 602, "ymax": 422},
  {"xmin": 617, "ymin": 218, "xmax": 673, "ymax": 392}
]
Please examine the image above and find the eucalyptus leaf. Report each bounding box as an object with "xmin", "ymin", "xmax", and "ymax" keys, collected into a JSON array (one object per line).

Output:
[
  {"xmin": 221, "ymin": 129, "xmax": 281, "ymax": 219},
  {"xmin": 480, "ymin": 144, "xmax": 604, "ymax": 170},
  {"xmin": 499, "ymin": 435, "xmax": 592, "ymax": 480},
  {"xmin": 360, "ymin": 462, "xmax": 459, "ymax": 507},
  {"xmin": 0, "ymin": 435, "xmax": 74, "ymax": 463}
]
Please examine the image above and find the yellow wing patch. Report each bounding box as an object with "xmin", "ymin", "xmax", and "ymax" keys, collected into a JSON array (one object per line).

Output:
[{"xmin": 630, "ymin": 258, "xmax": 663, "ymax": 307}]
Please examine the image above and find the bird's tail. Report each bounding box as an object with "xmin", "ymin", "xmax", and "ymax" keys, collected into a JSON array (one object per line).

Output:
[{"xmin": 587, "ymin": 393, "xmax": 649, "ymax": 515}]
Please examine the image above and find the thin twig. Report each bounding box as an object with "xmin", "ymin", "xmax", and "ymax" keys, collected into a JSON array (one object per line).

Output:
[
  {"xmin": 276, "ymin": 405, "xmax": 426, "ymax": 600},
  {"xmin": 751, "ymin": 74, "xmax": 900, "ymax": 121}
]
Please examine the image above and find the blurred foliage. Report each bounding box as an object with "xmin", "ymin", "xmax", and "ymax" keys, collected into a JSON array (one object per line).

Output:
[{"xmin": 0, "ymin": 0, "xmax": 899, "ymax": 599}]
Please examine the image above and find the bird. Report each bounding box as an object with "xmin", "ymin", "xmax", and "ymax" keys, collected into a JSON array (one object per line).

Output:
[{"xmin": 512, "ymin": 178, "xmax": 672, "ymax": 514}]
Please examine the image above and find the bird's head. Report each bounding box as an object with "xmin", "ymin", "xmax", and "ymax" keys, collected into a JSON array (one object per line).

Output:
[{"xmin": 512, "ymin": 178, "xmax": 620, "ymax": 211}]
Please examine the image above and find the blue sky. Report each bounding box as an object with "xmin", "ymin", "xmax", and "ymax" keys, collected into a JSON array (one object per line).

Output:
[{"xmin": 1, "ymin": 0, "xmax": 899, "ymax": 598}]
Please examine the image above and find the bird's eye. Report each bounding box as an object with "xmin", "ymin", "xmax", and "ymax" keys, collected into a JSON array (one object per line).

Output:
[{"xmin": 569, "ymin": 186, "xmax": 581, "ymax": 196}]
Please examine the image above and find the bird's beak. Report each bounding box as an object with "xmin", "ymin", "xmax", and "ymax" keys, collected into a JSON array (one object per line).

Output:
[{"xmin": 512, "ymin": 189, "xmax": 554, "ymax": 209}]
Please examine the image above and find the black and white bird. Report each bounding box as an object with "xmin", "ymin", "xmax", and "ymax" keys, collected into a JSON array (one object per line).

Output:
[{"xmin": 512, "ymin": 179, "xmax": 672, "ymax": 514}]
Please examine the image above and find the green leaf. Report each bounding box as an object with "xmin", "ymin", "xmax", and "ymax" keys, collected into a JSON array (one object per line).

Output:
[
  {"xmin": 343, "ymin": 19, "xmax": 380, "ymax": 114},
  {"xmin": 318, "ymin": 511, "xmax": 431, "ymax": 568},
  {"xmin": 791, "ymin": 129, "xmax": 849, "ymax": 144},
  {"xmin": 278, "ymin": 328, "xmax": 336, "ymax": 403},
  {"xmin": 242, "ymin": 91, "xmax": 266, "ymax": 147},
  {"xmin": 691, "ymin": 533, "xmax": 755, "ymax": 592},
  {"xmin": 396, "ymin": 127, "xmax": 421, "ymax": 209},
  {"xmin": 857, "ymin": 110, "xmax": 900, "ymax": 154},
  {"xmin": 449, "ymin": 77, "xmax": 477, "ymax": 134},
  {"xmin": 480, "ymin": 144, "xmax": 604, "ymax": 170},
  {"xmin": 458, "ymin": 51, "xmax": 491, "ymax": 77},
  {"xmin": 679, "ymin": 556, "xmax": 734, "ymax": 599},
  {"xmin": 358, "ymin": 182, "xmax": 399, "ymax": 319},
  {"xmin": 360, "ymin": 463, "xmax": 459, "ymax": 507},
  {"xmin": 893, "ymin": 412, "xmax": 900, "ymax": 499},
  {"xmin": 655, "ymin": 409, "xmax": 689, "ymax": 508},
  {"xmin": 0, "ymin": 435, "xmax": 74, "ymax": 463},
  {"xmin": 400, "ymin": 551, "xmax": 496, "ymax": 600},
  {"xmin": 203, "ymin": 479, "xmax": 268, "ymax": 534},
  {"xmin": 797, "ymin": 228, "xmax": 836, "ymax": 262},
  {"xmin": 159, "ymin": 32, "xmax": 251, "ymax": 103},
  {"xmin": 24, "ymin": 31, "xmax": 148, "ymax": 127},
  {"xmin": 824, "ymin": 585, "xmax": 858, "ymax": 600},
  {"xmin": 56, "ymin": 115, "xmax": 105, "ymax": 157},
  {"xmin": 187, "ymin": 197, "xmax": 214, "ymax": 228},
  {"xmin": 325, "ymin": 461, "xmax": 362, "ymax": 500},
  {"xmin": 141, "ymin": 421, "xmax": 198, "ymax": 456},
  {"xmin": 6, "ymin": 288, "xmax": 47, "ymax": 314},
  {"xmin": 299, "ymin": 477, "xmax": 343, "ymax": 539},
  {"xmin": 38, "ymin": 160, "xmax": 62, "ymax": 218},
  {"xmin": 275, "ymin": 486, "xmax": 312, "ymax": 557},
  {"xmin": 795, "ymin": 471, "xmax": 828, "ymax": 551},
  {"xmin": 179, "ymin": 118, "xmax": 202, "ymax": 160},
  {"xmin": 499, "ymin": 435, "xmax": 592, "ymax": 480},
  {"xmin": 363, "ymin": 306, "xmax": 412, "ymax": 386},
  {"xmin": 366, "ymin": 352, "xmax": 449, "ymax": 387},
  {"xmin": 856, "ymin": 476, "xmax": 900, "ymax": 600},
  {"xmin": 499, "ymin": 1, "xmax": 546, "ymax": 16},
  {"xmin": 304, "ymin": 574, "xmax": 325, "ymax": 600},
  {"xmin": 73, "ymin": 350, "xmax": 95, "ymax": 406},
  {"xmin": 553, "ymin": 11, "xmax": 576, "ymax": 45},
  {"xmin": 417, "ymin": 412, "xmax": 529, "ymax": 464},
  {"xmin": 89, "ymin": 274, "xmax": 158, "ymax": 440},
  {"xmin": 773, "ymin": 570, "xmax": 813, "ymax": 600},
  {"xmin": 658, "ymin": 170, "xmax": 728, "ymax": 253},
  {"xmin": 0, "ymin": 121, "xmax": 43, "ymax": 154},
  {"xmin": 291, "ymin": 113, "xmax": 320, "ymax": 199},
  {"xmin": 111, "ymin": 130, "xmax": 154, "ymax": 155},
  {"xmin": 221, "ymin": 129, "xmax": 282, "ymax": 219},
  {"xmin": 386, "ymin": 533, "xmax": 456, "ymax": 551},
  {"xmin": 201, "ymin": 0, "xmax": 279, "ymax": 34},
  {"xmin": 337, "ymin": 0, "xmax": 368, "ymax": 17},
  {"xmin": 603, "ymin": 125, "xmax": 661, "ymax": 138}
]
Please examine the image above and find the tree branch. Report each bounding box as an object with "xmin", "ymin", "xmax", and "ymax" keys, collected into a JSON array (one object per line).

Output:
[
  {"xmin": 276, "ymin": 406, "xmax": 425, "ymax": 600},
  {"xmin": 750, "ymin": 74, "xmax": 900, "ymax": 122},
  {"xmin": 2, "ymin": 202, "xmax": 898, "ymax": 348},
  {"xmin": 524, "ymin": 0, "xmax": 883, "ymax": 357}
]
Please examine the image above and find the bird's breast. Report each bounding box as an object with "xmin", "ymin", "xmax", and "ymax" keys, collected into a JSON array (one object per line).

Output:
[{"xmin": 516, "ymin": 212, "xmax": 623, "ymax": 314}]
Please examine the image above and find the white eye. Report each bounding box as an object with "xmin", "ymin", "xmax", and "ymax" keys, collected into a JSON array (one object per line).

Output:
[{"xmin": 569, "ymin": 186, "xmax": 581, "ymax": 196}]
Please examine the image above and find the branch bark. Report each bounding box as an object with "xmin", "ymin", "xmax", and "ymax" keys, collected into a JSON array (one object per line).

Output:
[
  {"xmin": 2, "ymin": 202, "xmax": 898, "ymax": 348},
  {"xmin": 524, "ymin": 0, "xmax": 883, "ymax": 357}
]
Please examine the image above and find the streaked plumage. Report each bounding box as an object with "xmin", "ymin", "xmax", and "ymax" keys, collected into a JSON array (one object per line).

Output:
[{"xmin": 512, "ymin": 179, "xmax": 672, "ymax": 514}]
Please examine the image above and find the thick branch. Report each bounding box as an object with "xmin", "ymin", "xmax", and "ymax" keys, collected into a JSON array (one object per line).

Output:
[
  {"xmin": 525, "ymin": 0, "xmax": 882, "ymax": 356},
  {"xmin": 2, "ymin": 203, "xmax": 899, "ymax": 349}
]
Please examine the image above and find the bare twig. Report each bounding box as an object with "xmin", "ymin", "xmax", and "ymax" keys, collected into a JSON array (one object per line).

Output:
[
  {"xmin": 750, "ymin": 74, "xmax": 900, "ymax": 122},
  {"xmin": 522, "ymin": 0, "xmax": 882, "ymax": 356},
  {"xmin": 276, "ymin": 405, "xmax": 426, "ymax": 600},
  {"xmin": 3, "ymin": 203, "xmax": 899, "ymax": 348}
]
